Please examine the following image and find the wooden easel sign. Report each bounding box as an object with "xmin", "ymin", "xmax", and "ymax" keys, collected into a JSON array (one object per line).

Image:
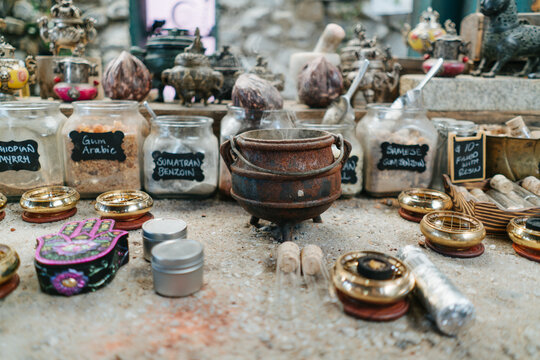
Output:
[{"xmin": 448, "ymin": 131, "xmax": 486, "ymax": 183}]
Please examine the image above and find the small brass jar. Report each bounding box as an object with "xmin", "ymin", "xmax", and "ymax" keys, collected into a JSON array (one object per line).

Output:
[
  {"xmin": 95, "ymin": 190, "xmax": 154, "ymax": 230},
  {"xmin": 507, "ymin": 217, "xmax": 540, "ymax": 262}
]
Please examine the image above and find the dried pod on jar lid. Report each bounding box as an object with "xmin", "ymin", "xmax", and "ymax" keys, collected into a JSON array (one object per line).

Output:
[
  {"xmin": 102, "ymin": 51, "xmax": 152, "ymax": 101},
  {"xmin": 297, "ymin": 56, "xmax": 343, "ymax": 108},
  {"xmin": 231, "ymin": 73, "xmax": 283, "ymax": 111}
]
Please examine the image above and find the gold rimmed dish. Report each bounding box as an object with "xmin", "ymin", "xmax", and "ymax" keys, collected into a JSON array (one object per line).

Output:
[
  {"xmin": 332, "ymin": 251, "xmax": 415, "ymax": 305},
  {"xmin": 95, "ymin": 190, "xmax": 153, "ymax": 222},
  {"xmin": 0, "ymin": 243, "xmax": 19, "ymax": 285},
  {"xmin": 0, "ymin": 192, "xmax": 6, "ymax": 211}
]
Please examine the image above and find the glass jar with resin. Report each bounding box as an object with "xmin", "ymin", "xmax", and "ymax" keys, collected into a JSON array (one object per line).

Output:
[
  {"xmin": 0, "ymin": 102, "xmax": 66, "ymax": 198},
  {"xmin": 62, "ymin": 101, "xmax": 148, "ymax": 198},
  {"xmin": 356, "ymin": 104, "xmax": 437, "ymax": 196},
  {"xmin": 298, "ymin": 120, "xmax": 363, "ymax": 197},
  {"xmin": 143, "ymin": 116, "xmax": 218, "ymax": 198}
]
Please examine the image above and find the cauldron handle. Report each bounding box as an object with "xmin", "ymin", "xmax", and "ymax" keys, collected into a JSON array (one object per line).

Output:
[
  {"xmin": 227, "ymin": 134, "xmax": 348, "ymax": 178},
  {"xmin": 220, "ymin": 139, "xmax": 235, "ymax": 172}
]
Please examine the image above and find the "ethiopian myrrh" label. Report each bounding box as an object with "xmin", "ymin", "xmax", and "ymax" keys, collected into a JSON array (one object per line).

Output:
[{"xmin": 0, "ymin": 140, "xmax": 41, "ymax": 172}]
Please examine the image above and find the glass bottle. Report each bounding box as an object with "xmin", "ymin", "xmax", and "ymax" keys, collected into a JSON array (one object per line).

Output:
[
  {"xmin": 0, "ymin": 102, "xmax": 66, "ymax": 198},
  {"xmin": 430, "ymin": 119, "xmax": 476, "ymax": 190},
  {"xmin": 219, "ymin": 106, "xmax": 296, "ymax": 196},
  {"xmin": 298, "ymin": 120, "xmax": 363, "ymax": 197},
  {"xmin": 62, "ymin": 101, "xmax": 148, "ymax": 198},
  {"xmin": 143, "ymin": 116, "xmax": 218, "ymax": 198},
  {"xmin": 356, "ymin": 104, "xmax": 438, "ymax": 197}
]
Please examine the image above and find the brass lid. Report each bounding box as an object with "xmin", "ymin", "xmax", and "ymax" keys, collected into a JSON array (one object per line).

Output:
[
  {"xmin": 0, "ymin": 192, "xmax": 6, "ymax": 211},
  {"xmin": 398, "ymin": 188, "xmax": 453, "ymax": 215},
  {"xmin": 420, "ymin": 211, "xmax": 486, "ymax": 249},
  {"xmin": 20, "ymin": 186, "xmax": 80, "ymax": 214},
  {"xmin": 507, "ymin": 217, "xmax": 540, "ymax": 251},
  {"xmin": 332, "ymin": 251, "xmax": 415, "ymax": 304},
  {"xmin": 0, "ymin": 243, "xmax": 20, "ymax": 285},
  {"xmin": 95, "ymin": 190, "xmax": 153, "ymax": 221}
]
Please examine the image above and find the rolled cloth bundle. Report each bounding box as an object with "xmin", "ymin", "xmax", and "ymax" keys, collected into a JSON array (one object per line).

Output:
[{"xmin": 397, "ymin": 246, "xmax": 475, "ymax": 336}]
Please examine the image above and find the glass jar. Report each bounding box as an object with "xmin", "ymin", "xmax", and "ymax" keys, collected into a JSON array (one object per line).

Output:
[
  {"xmin": 62, "ymin": 101, "xmax": 148, "ymax": 197},
  {"xmin": 0, "ymin": 102, "xmax": 66, "ymax": 198},
  {"xmin": 298, "ymin": 120, "xmax": 363, "ymax": 197},
  {"xmin": 219, "ymin": 106, "xmax": 296, "ymax": 196},
  {"xmin": 430, "ymin": 118, "xmax": 476, "ymax": 190},
  {"xmin": 356, "ymin": 104, "xmax": 438, "ymax": 197},
  {"xmin": 143, "ymin": 116, "xmax": 218, "ymax": 198}
]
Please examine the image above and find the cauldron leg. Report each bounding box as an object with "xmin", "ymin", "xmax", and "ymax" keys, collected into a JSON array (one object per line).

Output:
[
  {"xmin": 250, "ymin": 216, "xmax": 261, "ymax": 228},
  {"xmin": 279, "ymin": 224, "xmax": 293, "ymax": 243},
  {"xmin": 312, "ymin": 216, "xmax": 323, "ymax": 223}
]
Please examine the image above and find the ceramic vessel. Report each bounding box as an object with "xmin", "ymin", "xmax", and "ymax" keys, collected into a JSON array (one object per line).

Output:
[
  {"xmin": 0, "ymin": 37, "xmax": 35, "ymax": 100},
  {"xmin": 37, "ymin": 0, "xmax": 97, "ymax": 56},
  {"xmin": 161, "ymin": 28, "xmax": 223, "ymax": 106},
  {"xmin": 403, "ymin": 7, "xmax": 446, "ymax": 54}
]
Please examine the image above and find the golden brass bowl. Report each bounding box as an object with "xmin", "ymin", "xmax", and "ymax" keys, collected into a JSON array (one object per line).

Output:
[
  {"xmin": 0, "ymin": 244, "xmax": 19, "ymax": 285},
  {"xmin": 332, "ymin": 251, "xmax": 415, "ymax": 304},
  {"xmin": 20, "ymin": 186, "xmax": 80, "ymax": 214},
  {"xmin": 420, "ymin": 211, "xmax": 486, "ymax": 249},
  {"xmin": 398, "ymin": 188, "xmax": 453, "ymax": 215},
  {"xmin": 0, "ymin": 192, "xmax": 6, "ymax": 211},
  {"xmin": 95, "ymin": 190, "xmax": 153, "ymax": 221},
  {"xmin": 507, "ymin": 217, "xmax": 540, "ymax": 251}
]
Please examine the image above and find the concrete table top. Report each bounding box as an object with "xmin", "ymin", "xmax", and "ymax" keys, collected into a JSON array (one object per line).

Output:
[{"xmin": 0, "ymin": 198, "xmax": 538, "ymax": 359}]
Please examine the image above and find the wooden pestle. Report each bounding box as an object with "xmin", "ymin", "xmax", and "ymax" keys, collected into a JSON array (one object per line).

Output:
[
  {"xmin": 277, "ymin": 241, "xmax": 300, "ymax": 273},
  {"xmin": 301, "ymin": 244, "xmax": 323, "ymax": 276}
]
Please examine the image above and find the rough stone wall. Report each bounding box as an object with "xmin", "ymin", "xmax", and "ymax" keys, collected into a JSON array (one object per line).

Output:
[{"xmin": 218, "ymin": 0, "xmax": 408, "ymax": 98}]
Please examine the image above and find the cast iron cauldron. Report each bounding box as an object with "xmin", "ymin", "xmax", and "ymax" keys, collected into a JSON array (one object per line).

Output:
[{"xmin": 221, "ymin": 129, "xmax": 351, "ymax": 242}]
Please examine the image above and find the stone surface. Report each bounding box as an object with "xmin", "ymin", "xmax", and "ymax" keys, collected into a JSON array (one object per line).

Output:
[
  {"xmin": 400, "ymin": 74, "xmax": 540, "ymax": 111},
  {"xmin": 0, "ymin": 197, "xmax": 538, "ymax": 359}
]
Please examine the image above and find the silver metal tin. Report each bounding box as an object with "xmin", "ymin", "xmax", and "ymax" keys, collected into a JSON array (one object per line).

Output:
[
  {"xmin": 142, "ymin": 218, "xmax": 187, "ymax": 261},
  {"xmin": 151, "ymin": 239, "xmax": 204, "ymax": 297}
]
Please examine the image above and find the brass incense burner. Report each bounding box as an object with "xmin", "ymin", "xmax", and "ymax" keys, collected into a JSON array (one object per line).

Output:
[
  {"xmin": 507, "ymin": 217, "xmax": 540, "ymax": 262},
  {"xmin": 20, "ymin": 186, "xmax": 80, "ymax": 223},
  {"xmin": 398, "ymin": 188, "xmax": 453, "ymax": 222},
  {"xmin": 95, "ymin": 190, "xmax": 153, "ymax": 222},
  {"xmin": 332, "ymin": 251, "xmax": 415, "ymax": 305},
  {"xmin": 0, "ymin": 244, "xmax": 19, "ymax": 286},
  {"xmin": 37, "ymin": 0, "xmax": 97, "ymax": 56}
]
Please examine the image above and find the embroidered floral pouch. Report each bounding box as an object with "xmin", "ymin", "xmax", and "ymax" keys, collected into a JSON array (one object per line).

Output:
[{"xmin": 34, "ymin": 218, "xmax": 129, "ymax": 296}]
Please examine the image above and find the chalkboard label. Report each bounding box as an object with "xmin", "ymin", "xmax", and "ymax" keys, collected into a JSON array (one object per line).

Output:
[
  {"xmin": 448, "ymin": 131, "xmax": 485, "ymax": 183},
  {"xmin": 342, "ymin": 155, "xmax": 359, "ymax": 184},
  {"xmin": 152, "ymin": 151, "xmax": 205, "ymax": 182},
  {"xmin": 377, "ymin": 142, "xmax": 429, "ymax": 173},
  {"xmin": 69, "ymin": 131, "xmax": 126, "ymax": 162},
  {"xmin": 0, "ymin": 140, "xmax": 40, "ymax": 172}
]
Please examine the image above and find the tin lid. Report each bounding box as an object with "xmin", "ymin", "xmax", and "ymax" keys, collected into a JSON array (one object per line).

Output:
[
  {"xmin": 142, "ymin": 218, "xmax": 187, "ymax": 241},
  {"xmin": 151, "ymin": 239, "xmax": 203, "ymax": 270}
]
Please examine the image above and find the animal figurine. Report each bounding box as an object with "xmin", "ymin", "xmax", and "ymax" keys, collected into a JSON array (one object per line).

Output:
[{"xmin": 472, "ymin": 0, "xmax": 540, "ymax": 77}]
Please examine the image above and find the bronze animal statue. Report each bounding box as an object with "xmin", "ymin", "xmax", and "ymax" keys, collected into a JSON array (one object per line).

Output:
[{"xmin": 472, "ymin": 0, "xmax": 540, "ymax": 77}]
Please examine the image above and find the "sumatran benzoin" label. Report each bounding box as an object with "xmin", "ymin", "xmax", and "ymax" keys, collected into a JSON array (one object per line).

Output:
[{"xmin": 151, "ymin": 151, "xmax": 205, "ymax": 182}]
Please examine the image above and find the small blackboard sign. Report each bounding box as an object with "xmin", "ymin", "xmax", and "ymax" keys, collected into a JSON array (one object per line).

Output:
[
  {"xmin": 152, "ymin": 151, "xmax": 205, "ymax": 182},
  {"xmin": 341, "ymin": 155, "xmax": 359, "ymax": 184},
  {"xmin": 377, "ymin": 142, "xmax": 429, "ymax": 173},
  {"xmin": 448, "ymin": 131, "xmax": 486, "ymax": 183},
  {"xmin": 0, "ymin": 139, "xmax": 41, "ymax": 172},
  {"xmin": 69, "ymin": 131, "xmax": 126, "ymax": 162}
]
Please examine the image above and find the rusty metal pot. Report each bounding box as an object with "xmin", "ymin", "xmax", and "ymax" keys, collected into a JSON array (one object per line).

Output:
[{"xmin": 220, "ymin": 129, "xmax": 351, "ymax": 242}]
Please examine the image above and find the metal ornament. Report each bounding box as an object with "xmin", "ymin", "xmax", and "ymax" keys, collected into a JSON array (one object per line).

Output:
[{"xmin": 52, "ymin": 56, "xmax": 99, "ymax": 101}]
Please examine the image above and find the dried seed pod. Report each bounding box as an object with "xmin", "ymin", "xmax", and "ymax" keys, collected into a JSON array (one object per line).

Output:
[
  {"xmin": 102, "ymin": 51, "xmax": 152, "ymax": 101},
  {"xmin": 297, "ymin": 56, "xmax": 343, "ymax": 108},
  {"xmin": 231, "ymin": 73, "xmax": 283, "ymax": 111}
]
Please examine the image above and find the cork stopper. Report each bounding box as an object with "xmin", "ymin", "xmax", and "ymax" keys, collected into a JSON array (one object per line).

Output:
[
  {"xmin": 301, "ymin": 244, "xmax": 323, "ymax": 275},
  {"xmin": 490, "ymin": 174, "xmax": 513, "ymax": 194},
  {"xmin": 505, "ymin": 116, "xmax": 531, "ymax": 138},
  {"xmin": 277, "ymin": 241, "xmax": 300, "ymax": 273},
  {"xmin": 470, "ymin": 188, "xmax": 492, "ymax": 203},
  {"xmin": 522, "ymin": 176, "xmax": 540, "ymax": 196}
]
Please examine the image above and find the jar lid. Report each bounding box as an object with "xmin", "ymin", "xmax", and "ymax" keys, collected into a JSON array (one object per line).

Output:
[
  {"xmin": 151, "ymin": 239, "xmax": 203, "ymax": 270},
  {"xmin": 446, "ymin": 120, "xmax": 476, "ymax": 135},
  {"xmin": 143, "ymin": 218, "xmax": 187, "ymax": 241}
]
